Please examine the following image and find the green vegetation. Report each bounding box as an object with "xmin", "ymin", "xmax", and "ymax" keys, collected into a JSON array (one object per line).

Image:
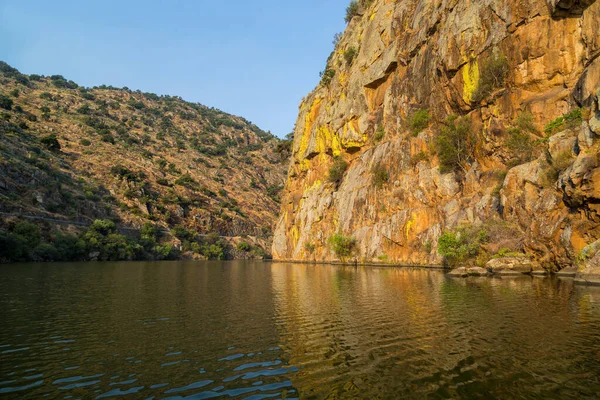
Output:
[
  {"xmin": 543, "ymin": 108, "xmax": 583, "ymax": 135},
  {"xmin": 373, "ymin": 125, "xmax": 385, "ymax": 142},
  {"xmin": 472, "ymin": 53, "xmax": 509, "ymax": 103},
  {"xmin": 236, "ymin": 241, "xmax": 252, "ymax": 252},
  {"xmin": 304, "ymin": 242, "xmax": 316, "ymax": 254},
  {"xmin": 174, "ymin": 173, "xmax": 198, "ymax": 189},
  {"xmin": 490, "ymin": 248, "xmax": 526, "ymax": 259},
  {"xmin": 328, "ymin": 156, "xmax": 348, "ymax": 183},
  {"xmin": 435, "ymin": 115, "xmax": 475, "ymax": 174},
  {"xmin": 409, "ymin": 109, "xmax": 430, "ymax": 135},
  {"xmin": 345, "ymin": 1, "xmax": 360, "ymax": 22},
  {"xmin": 372, "ymin": 163, "xmax": 389, "ymax": 188},
  {"xmin": 344, "ymin": 47, "xmax": 358, "ymax": 65},
  {"xmin": 80, "ymin": 139, "xmax": 92, "ymax": 146},
  {"xmin": 329, "ymin": 234, "xmax": 357, "ymax": 258},
  {"xmin": 0, "ymin": 95, "xmax": 13, "ymax": 110},
  {"xmin": 438, "ymin": 226, "xmax": 489, "ymax": 267},
  {"xmin": 410, "ymin": 151, "xmax": 428, "ymax": 167},
  {"xmin": 40, "ymin": 134, "xmax": 61, "ymax": 151},
  {"xmin": 506, "ymin": 112, "xmax": 537, "ymax": 167},
  {"xmin": 320, "ymin": 66, "xmax": 336, "ymax": 86}
]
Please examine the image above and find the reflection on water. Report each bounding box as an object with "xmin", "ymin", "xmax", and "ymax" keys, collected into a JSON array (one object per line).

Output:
[{"xmin": 1, "ymin": 261, "xmax": 600, "ymax": 399}]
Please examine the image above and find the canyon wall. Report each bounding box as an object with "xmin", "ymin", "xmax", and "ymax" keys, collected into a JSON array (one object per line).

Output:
[{"xmin": 273, "ymin": 0, "xmax": 600, "ymax": 270}]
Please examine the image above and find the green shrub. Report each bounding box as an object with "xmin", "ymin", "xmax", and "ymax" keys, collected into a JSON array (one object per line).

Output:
[
  {"xmin": 10, "ymin": 89, "xmax": 19, "ymax": 97},
  {"xmin": 472, "ymin": 54, "xmax": 509, "ymax": 103},
  {"xmin": 544, "ymin": 108, "xmax": 582, "ymax": 135},
  {"xmin": 237, "ymin": 241, "xmax": 252, "ymax": 251},
  {"xmin": 410, "ymin": 151, "xmax": 428, "ymax": 166},
  {"xmin": 79, "ymin": 139, "xmax": 91, "ymax": 146},
  {"xmin": 409, "ymin": 110, "xmax": 430, "ymax": 135},
  {"xmin": 372, "ymin": 163, "xmax": 389, "ymax": 188},
  {"xmin": 40, "ymin": 92, "xmax": 53, "ymax": 100},
  {"xmin": 0, "ymin": 95, "xmax": 13, "ymax": 110},
  {"xmin": 320, "ymin": 66, "xmax": 336, "ymax": 86},
  {"xmin": 175, "ymin": 173, "xmax": 197, "ymax": 188},
  {"xmin": 31, "ymin": 243, "xmax": 60, "ymax": 261},
  {"xmin": 435, "ymin": 115, "xmax": 475, "ymax": 174},
  {"xmin": 328, "ymin": 156, "xmax": 348, "ymax": 183},
  {"xmin": 373, "ymin": 125, "xmax": 385, "ymax": 142},
  {"xmin": 345, "ymin": 1, "xmax": 359, "ymax": 22},
  {"xmin": 438, "ymin": 226, "xmax": 488, "ymax": 267},
  {"xmin": 329, "ymin": 234, "xmax": 357, "ymax": 258},
  {"xmin": 40, "ymin": 134, "xmax": 61, "ymax": 151},
  {"xmin": 490, "ymin": 248, "xmax": 526, "ymax": 259},
  {"xmin": 506, "ymin": 128, "xmax": 535, "ymax": 166},
  {"xmin": 83, "ymin": 219, "xmax": 142, "ymax": 261},
  {"xmin": 304, "ymin": 242, "xmax": 316, "ymax": 253},
  {"xmin": 77, "ymin": 104, "xmax": 92, "ymax": 115},
  {"xmin": 0, "ymin": 230, "xmax": 25, "ymax": 262},
  {"xmin": 12, "ymin": 221, "xmax": 41, "ymax": 248},
  {"xmin": 344, "ymin": 47, "xmax": 358, "ymax": 65}
]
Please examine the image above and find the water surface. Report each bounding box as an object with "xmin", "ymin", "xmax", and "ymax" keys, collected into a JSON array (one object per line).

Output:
[{"xmin": 1, "ymin": 261, "xmax": 600, "ymax": 399}]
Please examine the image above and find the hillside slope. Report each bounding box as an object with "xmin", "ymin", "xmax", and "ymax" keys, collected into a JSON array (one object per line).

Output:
[
  {"xmin": 274, "ymin": 0, "xmax": 600, "ymax": 272},
  {"xmin": 0, "ymin": 62, "xmax": 287, "ymax": 261}
]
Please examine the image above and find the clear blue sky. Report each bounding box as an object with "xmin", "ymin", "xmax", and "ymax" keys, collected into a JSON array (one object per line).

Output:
[{"xmin": 0, "ymin": 0, "xmax": 350, "ymax": 138}]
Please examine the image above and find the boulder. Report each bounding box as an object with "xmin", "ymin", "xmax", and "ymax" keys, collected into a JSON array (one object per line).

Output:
[
  {"xmin": 574, "ymin": 240, "xmax": 600, "ymax": 286},
  {"xmin": 467, "ymin": 267, "xmax": 488, "ymax": 276},
  {"xmin": 487, "ymin": 257, "xmax": 534, "ymax": 275},
  {"xmin": 556, "ymin": 266, "xmax": 578, "ymax": 277}
]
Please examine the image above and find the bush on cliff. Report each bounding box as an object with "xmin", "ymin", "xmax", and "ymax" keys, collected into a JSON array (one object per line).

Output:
[
  {"xmin": 344, "ymin": 47, "xmax": 358, "ymax": 65},
  {"xmin": 472, "ymin": 54, "xmax": 509, "ymax": 103},
  {"xmin": 435, "ymin": 115, "xmax": 475, "ymax": 174},
  {"xmin": 329, "ymin": 234, "xmax": 357, "ymax": 259},
  {"xmin": 328, "ymin": 156, "xmax": 348, "ymax": 183},
  {"xmin": 372, "ymin": 163, "xmax": 389, "ymax": 188},
  {"xmin": 345, "ymin": 1, "xmax": 360, "ymax": 22},
  {"xmin": 506, "ymin": 112, "xmax": 537, "ymax": 167},
  {"xmin": 409, "ymin": 109, "xmax": 430, "ymax": 136}
]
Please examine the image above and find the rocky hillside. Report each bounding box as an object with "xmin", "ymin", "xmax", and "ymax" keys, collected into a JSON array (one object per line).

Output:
[
  {"xmin": 0, "ymin": 62, "xmax": 287, "ymax": 260},
  {"xmin": 274, "ymin": 0, "xmax": 600, "ymax": 273}
]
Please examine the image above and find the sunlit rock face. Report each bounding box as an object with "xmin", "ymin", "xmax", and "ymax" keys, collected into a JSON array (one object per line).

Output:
[{"xmin": 274, "ymin": 0, "xmax": 600, "ymax": 268}]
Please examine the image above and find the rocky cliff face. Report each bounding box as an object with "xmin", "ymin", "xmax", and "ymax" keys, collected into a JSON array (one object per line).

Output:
[{"xmin": 273, "ymin": 0, "xmax": 600, "ymax": 270}]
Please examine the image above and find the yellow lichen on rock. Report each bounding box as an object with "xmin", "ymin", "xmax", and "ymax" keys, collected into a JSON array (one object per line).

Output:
[
  {"xmin": 316, "ymin": 125, "xmax": 342, "ymax": 157},
  {"xmin": 297, "ymin": 97, "xmax": 323, "ymax": 162},
  {"xmin": 462, "ymin": 58, "xmax": 479, "ymax": 104},
  {"xmin": 405, "ymin": 213, "xmax": 416, "ymax": 239}
]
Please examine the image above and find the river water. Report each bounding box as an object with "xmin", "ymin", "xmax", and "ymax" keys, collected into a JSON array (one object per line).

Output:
[{"xmin": 0, "ymin": 261, "xmax": 599, "ymax": 399}]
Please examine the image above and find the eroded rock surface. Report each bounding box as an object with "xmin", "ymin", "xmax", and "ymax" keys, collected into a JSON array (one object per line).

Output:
[{"xmin": 274, "ymin": 0, "xmax": 600, "ymax": 269}]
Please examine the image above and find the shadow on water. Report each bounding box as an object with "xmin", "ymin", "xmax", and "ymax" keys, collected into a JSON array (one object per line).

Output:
[{"xmin": 1, "ymin": 261, "xmax": 600, "ymax": 398}]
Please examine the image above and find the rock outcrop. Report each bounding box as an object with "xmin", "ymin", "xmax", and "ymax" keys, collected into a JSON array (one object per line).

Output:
[{"xmin": 274, "ymin": 0, "xmax": 600, "ymax": 269}]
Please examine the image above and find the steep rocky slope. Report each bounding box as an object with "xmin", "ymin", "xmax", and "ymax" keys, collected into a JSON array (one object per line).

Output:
[
  {"xmin": 274, "ymin": 0, "xmax": 600, "ymax": 272},
  {"xmin": 0, "ymin": 62, "xmax": 287, "ymax": 260}
]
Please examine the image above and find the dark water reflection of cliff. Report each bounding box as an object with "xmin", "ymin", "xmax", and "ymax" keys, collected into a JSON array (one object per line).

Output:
[{"xmin": 1, "ymin": 261, "xmax": 599, "ymax": 399}]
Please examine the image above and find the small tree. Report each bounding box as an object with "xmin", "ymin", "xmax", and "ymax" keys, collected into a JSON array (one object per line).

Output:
[
  {"xmin": 345, "ymin": 1, "xmax": 360, "ymax": 22},
  {"xmin": 435, "ymin": 115, "xmax": 475, "ymax": 174},
  {"xmin": 472, "ymin": 54, "xmax": 509, "ymax": 103}
]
